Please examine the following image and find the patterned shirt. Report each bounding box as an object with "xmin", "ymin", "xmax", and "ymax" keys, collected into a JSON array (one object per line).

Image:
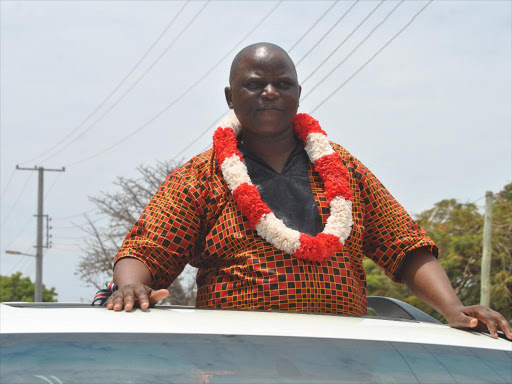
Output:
[{"xmin": 114, "ymin": 142, "xmax": 437, "ymax": 316}]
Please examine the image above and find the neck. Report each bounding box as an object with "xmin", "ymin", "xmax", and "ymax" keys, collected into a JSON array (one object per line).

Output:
[{"xmin": 241, "ymin": 127, "xmax": 297, "ymax": 173}]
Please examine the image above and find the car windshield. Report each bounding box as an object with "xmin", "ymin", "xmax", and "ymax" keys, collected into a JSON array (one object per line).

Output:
[{"xmin": 1, "ymin": 333, "xmax": 511, "ymax": 384}]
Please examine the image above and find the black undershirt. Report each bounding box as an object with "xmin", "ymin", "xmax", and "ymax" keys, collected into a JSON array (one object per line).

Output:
[{"xmin": 238, "ymin": 141, "xmax": 323, "ymax": 236}]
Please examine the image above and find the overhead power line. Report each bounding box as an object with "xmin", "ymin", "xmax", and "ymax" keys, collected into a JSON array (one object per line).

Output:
[
  {"xmin": 52, "ymin": 225, "xmax": 84, "ymax": 230},
  {"xmin": 21, "ymin": 258, "xmax": 35, "ymax": 277},
  {"xmin": 471, "ymin": 195, "xmax": 486, "ymax": 204},
  {"xmin": 302, "ymin": 0, "xmax": 404, "ymax": 101},
  {"xmin": 52, "ymin": 208, "xmax": 99, "ymax": 221},
  {"xmin": 44, "ymin": 172, "xmax": 64, "ymax": 200},
  {"xmin": 6, "ymin": 243, "xmax": 35, "ymax": 276},
  {"xmin": 3, "ymin": 216, "xmax": 34, "ymax": 251},
  {"xmin": 3, "ymin": 170, "xmax": 65, "ymax": 255},
  {"xmin": 53, "ymin": 221, "xmax": 101, "ymax": 231},
  {"xmin": 1, "ymin": 173, "xmax": 33, "ymax": 227},
  {"xmin": 151, "ymin": 0, "xmax": 422, "ymax": 162},
  {"xmin": 295, "ymin": 0, "xmax": 360, "ymax": 67},
  {"xmin": 301, "ymin": 0, "xmax": 386, "ymax": 86},
  {"xmin": 287, "ymin": 0, "xmax": 339, "ymax": 53},
  {"xmin": 65, "ymin": 0, "xmax": 284, "ymax": 168},
  {"xmin": 14, "ymin": 165, "xmax": 65, "ymax": 301},
  {"xmin": 54, "ymin": 236, "xmax": 85, "ymax": 240},
  {"xmin": 37, "ymin": 1, "xmax": 209, "ymax": 166},
  {"xmin": 1, "ymin": 170, "xmax": 16, "ymax": 199},
  {"xmin": 8, "ymin": 255, "xmax": 30, "ymax": 276},
  {"xmin": 165, "ymin": 0, "xmax": 372, "ymax": 159},
  {"xmin": 19, "ymin": 1, "xmax": 191, "ymax": 166},
  {"xmin": 170, "ymin": 110, "xmax": 228, "ymax": 163},
  {"xmin": 310, "ymin": 0, "xmax": 434, "ymax": 113},
  {"xmin": 6, "ymin": 257, "xmax": 25, "ymax": 275},
  {"xmin": 199, "ymin": 142, "xmax": 213, "ymax": 153}
]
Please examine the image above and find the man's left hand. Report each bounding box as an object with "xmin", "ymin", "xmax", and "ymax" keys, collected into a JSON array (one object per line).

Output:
[
  {"xmin": 400, "ymin": 249, "xmax": 512, "ymax": 340},
  {"xmin": 443, "ymin": 304, "xmax": 512, "ymax": 340}
]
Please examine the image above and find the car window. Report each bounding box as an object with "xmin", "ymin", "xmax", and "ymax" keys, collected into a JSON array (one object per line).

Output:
[{"xmin": 1, "ymin": 333, "xmax": 511, "ymax": 384}]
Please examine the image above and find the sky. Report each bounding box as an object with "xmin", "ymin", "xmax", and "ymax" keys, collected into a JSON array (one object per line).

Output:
[{"xmin": 1, "ymin": 0, "xmax": 511, "ymax": 302}]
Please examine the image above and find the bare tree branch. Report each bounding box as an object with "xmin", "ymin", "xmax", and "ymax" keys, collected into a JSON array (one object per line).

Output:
[{"xmin": 75, "ymin": 159, "xmax": 198, "ymax": 305}]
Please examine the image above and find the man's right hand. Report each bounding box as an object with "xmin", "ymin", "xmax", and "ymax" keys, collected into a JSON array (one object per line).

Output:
[{"xmin": 105, "ymin": 283, "xmax": 169, "ymax": 311}]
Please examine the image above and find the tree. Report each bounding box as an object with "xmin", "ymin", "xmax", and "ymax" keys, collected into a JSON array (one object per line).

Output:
[
  {"xmin": 365, "ymin": 183, "xmax": 512, "ymax": 322},
  {"xmin": 0, "ymin": 272, "xmax": 58, "ymax": 302},
  {"xmin": 488, "ymin": 184, "xmax": 512, "ymax": 319},
  {"xmin": 75, "ymin": 160, "xmax": 197, "ymax": 306}
]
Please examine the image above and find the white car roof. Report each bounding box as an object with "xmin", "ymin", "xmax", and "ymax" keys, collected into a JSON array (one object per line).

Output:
[{"xmin": 1, "ymin": 303, "xmax": 510, "ymax": 351}]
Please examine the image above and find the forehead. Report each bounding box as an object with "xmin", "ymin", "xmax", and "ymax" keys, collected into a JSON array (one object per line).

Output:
[{"xmin": 232, "ymin": 46, "xmax": 297, "ymax": 80}]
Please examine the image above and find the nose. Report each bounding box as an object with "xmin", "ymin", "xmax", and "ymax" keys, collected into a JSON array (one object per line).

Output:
[{"xmin": 261, "ymin": 83, "xmax": 279, "ymax": 100}]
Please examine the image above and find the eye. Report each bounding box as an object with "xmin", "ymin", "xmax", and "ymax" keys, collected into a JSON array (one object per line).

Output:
[
  {"xmin": 277, "ymin": 81, "xmax": 292, "ymax": 89},
  {"xmin": 245, "ymin": 81, "xmax": 262, "ymax": 90}
]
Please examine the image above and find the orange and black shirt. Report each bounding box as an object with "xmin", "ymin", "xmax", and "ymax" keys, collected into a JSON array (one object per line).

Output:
[{"xmin": 114, "ymin": 142, "xmax": 437, "ymax": 316}]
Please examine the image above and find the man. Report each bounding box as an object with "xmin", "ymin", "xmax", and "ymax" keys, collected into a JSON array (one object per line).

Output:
[{"xmin": 106, "ymin": 43, "xmax": 511, "ymax": 339}]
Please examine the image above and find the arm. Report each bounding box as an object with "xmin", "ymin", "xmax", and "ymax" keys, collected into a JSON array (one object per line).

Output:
[
  {"xmin": 105, "ymin": 258, "xmax": 169, "ymax": 311},
  {"xmin": 400, "ymin": 248, "xmax": 512, "ymax": 339},
  {"xmin": 107, "ymin": 165, "xmax": 209, "ymax": 311},
  {"xmin": 350, "ymin": 154, "xmax": 512, "ymax": 338}
]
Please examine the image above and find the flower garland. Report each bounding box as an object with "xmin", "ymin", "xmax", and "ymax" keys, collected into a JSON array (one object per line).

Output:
[{"xmin": 213, "ymin": 113, "xmax": 353, "ymax": 262}]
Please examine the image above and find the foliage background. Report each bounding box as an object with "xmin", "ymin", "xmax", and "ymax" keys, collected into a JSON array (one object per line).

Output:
[
  {"xmin": 0, "ymin": 272, "xmax": 58, "ymax": 302},
  {"xmin": 365, "ymin": 183, "xmax": 512, "ymax": 322}
]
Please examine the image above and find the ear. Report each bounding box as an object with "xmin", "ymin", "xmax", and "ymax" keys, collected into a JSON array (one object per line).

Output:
[{"xmin": 224, "ymin": 86, "xmax": 234, "ymax": 109}]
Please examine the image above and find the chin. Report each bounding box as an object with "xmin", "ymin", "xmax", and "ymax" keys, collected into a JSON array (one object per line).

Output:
[{"xmin": 250, "ymin": 124, "xmax": 292, "ymax": 138}]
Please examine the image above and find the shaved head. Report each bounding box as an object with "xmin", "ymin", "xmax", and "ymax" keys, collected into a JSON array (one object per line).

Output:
[
  {"xmin": 229, "ymin": 42, "xmax": 297, "ymax": 84},
  {"xmin": 224, "ymin": 41, "xmax": 301, "ymax": 140}
]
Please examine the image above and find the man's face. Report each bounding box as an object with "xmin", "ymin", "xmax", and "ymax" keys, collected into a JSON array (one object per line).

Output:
[{"xmin": 225, "ymin": 46, "xmax": 301, "ymax": 138}]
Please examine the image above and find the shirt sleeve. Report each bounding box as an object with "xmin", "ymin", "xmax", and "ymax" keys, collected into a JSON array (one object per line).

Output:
[
  {"xmin": 114, "ymin": 170, "xmax": 206, "ymax": 289},
  {"xmin": 354, "ymin": 158, "xmax": 438, "ymax": 283}
]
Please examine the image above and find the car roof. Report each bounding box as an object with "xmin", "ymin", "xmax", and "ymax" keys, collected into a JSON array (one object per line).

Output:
[{"xmin": 1, "ymin": 302, "xmax": 510, "ymax": 351}]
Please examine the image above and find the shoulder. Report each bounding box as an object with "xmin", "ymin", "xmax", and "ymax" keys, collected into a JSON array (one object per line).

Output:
[
  {"xmin": 165, "ymin": 148, "xmax": 228, "ymax": 201},
  {"xmin": 329, "ymin": 142, "xmax": 365, "ymax": 171},
  {"xmin": 171, "ymin": 148, "xmax": 215, "ymax": 177},
  {"xmin": 168, "ymin": 148, "xmax": 225, "ymax": 187},
  {"xmin": 330, "ymin": 141, "xmax": 352, "ymax": 160}
]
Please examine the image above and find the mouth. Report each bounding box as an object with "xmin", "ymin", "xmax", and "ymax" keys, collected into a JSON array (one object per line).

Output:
[{"xmin": 257, "ymin": 105, "xmax": 282, "ymax": 111}]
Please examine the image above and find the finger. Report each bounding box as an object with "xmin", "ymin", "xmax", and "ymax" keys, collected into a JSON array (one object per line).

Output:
[
  {"xmin": 484, "ymin": 319, "xmax": 499, "ymax": 339},
  {"xmin": 149, "ymin": 289, "xmax": 169, "ymax": 306},
  {"xmin": 112, "ymin": 292, "xmax": 125, "ymax": 311},
  {"xmin": 134, "ymin": 286, "xmax": 150, "ymax": 309},
  {"xmin": 448, "ymin": 311, "xmax": 479, "ymax": 329},
  {"xmin": 494, "ymin": 314, "xmax": 512, "ymax": 340},
  {"xmin": 122, "ymin": 290, "xmax": 136, "ymax": 312},
  {"xmin": 472, "ymin": 310, "xmax": 499, "ymax": 339},
  {"xmin": 105, "ymin": 295, "xmax": 115, "ymax": 310}
]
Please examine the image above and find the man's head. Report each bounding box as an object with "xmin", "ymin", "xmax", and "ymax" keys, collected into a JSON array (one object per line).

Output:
[{"xmin": 225, "ymin": 43, "xmax": 301, "ymax": 138}]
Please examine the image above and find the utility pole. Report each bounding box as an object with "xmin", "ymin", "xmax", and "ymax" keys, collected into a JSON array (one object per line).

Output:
[
  {"xmin": 480, "ymin": 191, "xmax": 493, "ymax": 307},
  {"xmin": 15, "ymin": 165, "xmax": 65, "ymax": 302}
]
